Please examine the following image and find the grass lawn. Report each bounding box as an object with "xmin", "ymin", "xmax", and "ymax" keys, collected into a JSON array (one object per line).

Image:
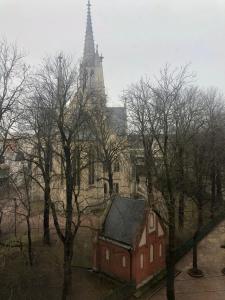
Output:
[{"xmin": 0, "ymin": 238, "xmax": 119, "ymax": 300}]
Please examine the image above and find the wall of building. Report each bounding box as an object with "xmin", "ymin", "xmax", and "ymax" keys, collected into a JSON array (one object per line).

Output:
[
  {"xmin": 133, "ymin": 215, "xmax": 165, "ymax": 286},
  {"xmin": 96, "ymin": 239, "xmax": 131, "ymax": 282}
]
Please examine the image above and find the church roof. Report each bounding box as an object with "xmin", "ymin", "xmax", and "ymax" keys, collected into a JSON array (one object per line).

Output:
[
  {"xmin": 101, "ymin": 197, "xmax": 146, "ymax": 246},
  {"xmin": 106, "ymin": 107, "xmax": 127, "ymax": 135}
]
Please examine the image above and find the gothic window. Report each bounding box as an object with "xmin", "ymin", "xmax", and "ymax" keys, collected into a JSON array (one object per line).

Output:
[
  {"xmin": 74, "ymin": 156, "xmax": 80, "ymax": 187},
  {"xmin": 113, "ymin": 183, "xmax": 119, "ymax": 194},
  {"xmin": 0, "ymin": 155, "xmax": 5, "ymax": 164},
  {"xmin": 114, "ymin": 161, "xmax": 120, "ymax": 172},
  {"xmin": 104, "ymin": 183, "xmax": 108, "ymax": 194},
  {"xmin": 88, "ymin": 150, "xmax": 95, "ymax": 185},
  {"xmin": 103, "ymin": 162, "xmax": 107, "ymax": 173}
]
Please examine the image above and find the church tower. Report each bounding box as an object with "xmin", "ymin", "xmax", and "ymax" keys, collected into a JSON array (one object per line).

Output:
[{"xmin": 81, "ymin": 1, "xmax": 106, "ymax": 106}]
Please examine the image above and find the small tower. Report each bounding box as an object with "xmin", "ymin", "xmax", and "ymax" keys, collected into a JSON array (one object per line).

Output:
[{"xmin": 81, "ymin": 0, "xmax": 106, "ymax": 107}]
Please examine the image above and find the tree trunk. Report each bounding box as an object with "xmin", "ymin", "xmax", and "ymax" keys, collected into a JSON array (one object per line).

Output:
[
  {"xmin": 166, "ymin": 198, "xmax": 176, "ymax": 300},
  {"xmin": 0, "ymin": 211, "xmax": 3, "ymax": 235},
  {"xmin": 43, "ymin": 184, "xmax": 51, "ymax": 245},
  {"xmin": 62, "ymin": 239, "xmax": 73, "ymax": 299},
  {"xmin": 26, "ymin": 216, "xmax": 33, "ymax": 266},
  {"xmin": 178, "ymin": 192, "xmax": 185, "ymax": 229},
  {"xmin": 216, "ymin": 166, "xmax": 223, "ymax": 203},
  {"xmin": 108, "ymin": 168, "xmax": 113, "ymax": 197},
  {"xmin": 192, "ymin": 232, "xmax": 198, "ymax": 270},
  {"xmin": 14, "ymin": 199, "xmax": 17, "ymax": 238},
  {"xmin": 178, "ymin": 148, "xmax": 185, "ymax": 229},
  {"xmin": 61, "ymin": 145, "xmax": 75, "ymax": 299},
  {"xmin": 166, "ymin": 225, "xmax": 176, "ymax": 300},
  {"xmin": 210, "ymin": 166, "xmax": 216, "ymax": 219},
  {"xmin": 192, "ymin": 202, "xmax": 203, "ymax": 272}
]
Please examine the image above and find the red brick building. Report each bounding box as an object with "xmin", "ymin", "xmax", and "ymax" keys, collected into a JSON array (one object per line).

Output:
[{"xmin": 93, "ymin": 197, "xmax": 166, "ymax": 287}]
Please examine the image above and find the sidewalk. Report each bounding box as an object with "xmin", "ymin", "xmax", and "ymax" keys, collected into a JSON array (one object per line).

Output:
[{"xmin": 140, "ymin": 220, "xmax": 225, "ymax": 300}]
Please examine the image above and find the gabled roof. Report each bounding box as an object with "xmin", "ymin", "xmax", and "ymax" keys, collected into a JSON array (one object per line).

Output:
[{"xmin": 101, "ymin": 197, "xmax": 146, "ymax": 246}]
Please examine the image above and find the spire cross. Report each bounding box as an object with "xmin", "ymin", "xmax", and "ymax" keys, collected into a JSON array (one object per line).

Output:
[{"xmin": 87, "ymin": 1, "xmax": 91, "ymax": 9}]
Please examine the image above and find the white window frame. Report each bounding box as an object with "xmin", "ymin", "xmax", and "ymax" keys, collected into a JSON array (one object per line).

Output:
[
  {"xmin": 122, "ymin": 256, "xmax": 126, "ymax": 268},
  {"xmin": 150, "ymin": 244, "xmax": 154, "ymax": 263},
  {"xmin": 148, "ymin": 213, "xmax": 155, "ymax": 232},
  {"xmin": 159, "ymin": 243, "xmax": 162, "ymax": 257},
  {"xmin": 106, "ymin": 248, "xmax": 110, "ymax": 261},
  {"xmin": 140, "ymin": 254, "xmax": 144, "ymax": 269}
]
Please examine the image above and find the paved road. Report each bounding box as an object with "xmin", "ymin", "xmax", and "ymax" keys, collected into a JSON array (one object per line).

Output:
[{"xmin": 142, "ymin": 220, "xmax": 225, "ymax": 300}]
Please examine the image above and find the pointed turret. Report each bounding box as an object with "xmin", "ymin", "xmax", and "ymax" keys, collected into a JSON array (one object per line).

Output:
[
  {"xmin": 57, "ymin": 54, "xmax": 64, "ymax": 104},
  {"xmin": 83, "ymin": 1, "xmax": 95, "ymax": 67},
  {"xmin": 81, "ymin": 1, "xmax": 106, "ymax": 107}
]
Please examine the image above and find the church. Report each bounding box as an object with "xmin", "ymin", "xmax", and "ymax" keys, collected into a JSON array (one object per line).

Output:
[
  {"xmin": 49, "ymin": 0, "xmax": 144, "ymax": 205},
  {"xmin": 80, "ymin": 1, "xmax": 166, "ymax": 286}
]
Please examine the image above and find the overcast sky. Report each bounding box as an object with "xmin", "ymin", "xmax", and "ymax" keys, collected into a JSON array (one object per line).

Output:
[{"xmin": 1, "ymin": 0, "xmax": 225, "ymax": 106}]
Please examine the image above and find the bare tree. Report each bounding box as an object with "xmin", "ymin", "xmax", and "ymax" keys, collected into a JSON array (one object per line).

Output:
[
  {"xmin": 89, "ymin": 106, "xmax": 128, "ymax": 198},
  {"xmin": 10, "ymin": 161, "xmax": 33, "ymax": 266},
  {"xmin": 202, "ymin": 89, "xmax": 225, "ymax": 219},
  {"xmin": 30, "ymin": 54, "xmax": 99, "ymax": 299},
  {"xmin": 20, "ymin": 74, "xmax": 57, "ymax": 245},
  {"xmin": 126, "ymin": 65, "xmax": 195, "ymax": 300},
  {"xmin": 0, "ymin": 39, "xmax": 28, "ymax": 159}
]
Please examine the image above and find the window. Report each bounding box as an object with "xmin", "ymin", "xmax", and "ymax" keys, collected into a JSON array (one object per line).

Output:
[
  {"xmin": 104, "ymin": 183, "xmax": 108, "ymax": 194},
  {"xmin": 150, "ymin": 244, "xmax": 154, "ymax": 263},
  {"xmin": 106, "ymin": 248, "xmax": 110, "ymax": 261},
  {"xmin": 88, "ymin": 151, "xmax": 95, "ymax": 185},
  {"xmin": 73, "ymin": 153, "xmax": 80, "ymax": 186},
  {"xmin": 159, "ymin": 243, "xmax": 162, "ymax": 257},
  {"xmin": 140, "ymin": 254, "xmax": 144, "ymax": 269},
  {"xmin": 0, "ymin": 155, "xmax": 5, "ymax": 164},
  {"xmin": 148, "ymin": 213, "xmax": 155, "ymax": 232},
  {"xmin": 103, "ymin": 163, "xmax": 107, "ymax": 173},
  {"xmin": 113, "ymin": 183, "xmax": 119, "ymax": 194},
  {"xmin": 122, "ymin": 256, "xmax": 126, "ymax": 268},
  {"xmin": 114, "ymin": 161, "xmax": 120, "ymax": 172},
  {"xmin": 158, "ymin": 222, "xmax": 164, "ymax": 237}
]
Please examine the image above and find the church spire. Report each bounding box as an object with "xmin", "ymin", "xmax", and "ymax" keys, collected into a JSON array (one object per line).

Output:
[{"xmin": 83, "ymin": 0, "xmax": 95, "ymax": 66}]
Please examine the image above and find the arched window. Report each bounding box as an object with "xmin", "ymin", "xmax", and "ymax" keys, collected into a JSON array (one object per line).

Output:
[
  {"xmin": 150, "ymin": 244, "xmax": 154, "ymax": 263},
  {"xmin": 114, "ymin": 161, "xmax": 120, "ymax": 172},
  {"xmin": 113, "ymin": 183, "xmax": 119, "ymax": 194},
  {"xmin": 104, "ymin": 183, "xmax": 108, "ymax": 194},
  {"xmin": 88, "ymin": 149, "xmax": 95, "ymax": 185}
]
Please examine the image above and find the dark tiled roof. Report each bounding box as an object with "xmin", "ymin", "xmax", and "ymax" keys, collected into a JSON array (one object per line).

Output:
[
  {"xmin": 106, "ymin": 107, "xmax": 127, "ymax": 135},
  {"xmin": 102, "ymin": 197, "xmax": 146, "ymax": 246}
]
